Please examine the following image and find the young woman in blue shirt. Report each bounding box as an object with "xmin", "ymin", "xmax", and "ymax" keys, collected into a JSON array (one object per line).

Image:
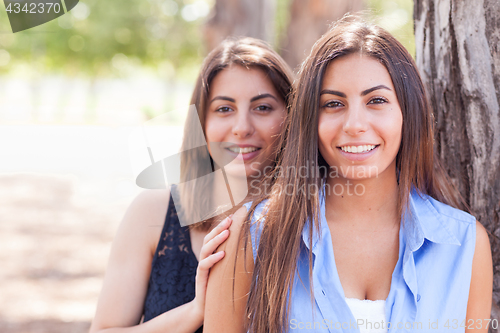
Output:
[{"xmin": 204, "ymin": 16, "xmax": 493, "ymax": 333}]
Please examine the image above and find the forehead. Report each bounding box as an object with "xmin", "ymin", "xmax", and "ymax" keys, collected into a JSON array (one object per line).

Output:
[
  {"xmin": 208, "ymin": 65, "xmax": 279, "ymax": 98},
  {"xmin": 321, "ymin": 54, "xmax": 394, "ymax": 90}
]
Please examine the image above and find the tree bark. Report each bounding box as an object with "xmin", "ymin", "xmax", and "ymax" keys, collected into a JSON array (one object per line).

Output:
[
  {"xmin": 203, "ymin": 0, "xmax": 276, "ymax": 52},
  {"xmin": 281, "ymin": 0, "xmax": 364, "ymax": 70},
  {"xmin": 414, "ymin": 0, "xmax": 500, "ymax": 328}
]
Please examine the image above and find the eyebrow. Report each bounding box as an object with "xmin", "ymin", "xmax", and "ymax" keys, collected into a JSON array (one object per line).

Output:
[
  {"xmin": 210, "ymin": 93, "xmax": 278, "ymax": 104},
  {"xmin": 360, "ymin": 85, "xmax": 392, "ymax": 96},
  {"xmin": 210, "ymin": 96, "xmax": 235, "ymax": 104},
  {"xmin": 250, "ymin": 93, "xmax": 278, "ymax": 102},
  {"xmin": 320, "ymin": 85, "xmax": 392, "ymax": 98}
]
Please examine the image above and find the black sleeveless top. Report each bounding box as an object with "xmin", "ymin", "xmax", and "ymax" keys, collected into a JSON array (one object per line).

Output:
[{"xmin": 142, "ymin": 194, "xmax": 203, "ymax": 333}]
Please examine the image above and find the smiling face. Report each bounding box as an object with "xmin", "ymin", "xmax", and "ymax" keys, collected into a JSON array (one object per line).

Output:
[
  {"xmin": 205, "ymin": 65, "xmax": 286, "ymax": 179},
  {"xmin": 318, "ymin": 53, "xmax": 403, "ymax": 182}
]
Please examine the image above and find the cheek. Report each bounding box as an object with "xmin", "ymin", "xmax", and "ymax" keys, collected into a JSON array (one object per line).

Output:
[
  {"xmin": 204, "ymin": 116, "xmax": 225, "ymax": 143},
  {"xmin": 204, "ymin": 126, "xmax": 216, "ymax": 144},
  {"xmin": 388, "ymin": 113, "xmax": 403, "ymax": 146},
  {"xmin": 317, "ymin": 115, "xmax": 337, "ymax": 149},
  {"xmin": 375, "ymin": 111, "xmax": 403, "ymax": 156},
  {"xmin": 260, "ymin": 111, "xmax": 286, "ymax": 142},
  {"xmin": 204, "ymin": 117, "xmax": 227, "ymax": 160}
]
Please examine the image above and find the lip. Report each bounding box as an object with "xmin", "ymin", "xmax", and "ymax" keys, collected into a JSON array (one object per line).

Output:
[
  {"xmin": 337, "ymin": 142, "xmax": 379, "ymax": 147},
  {"xmin": 224, "ymin": 143, "xmax": 260, "ymax": 148},
  {"xmin": 224, "ymin": 144, "xmax": 262, "ymax": 161},
  {"xmin": 337, "ymin": 144, "xmax": 380, "ymax": 162}
]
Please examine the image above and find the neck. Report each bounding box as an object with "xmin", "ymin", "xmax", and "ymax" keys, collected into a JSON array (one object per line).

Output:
[
  {"xmin": 212, "ymin": 167, "xmax": 268, "ymax": 210},
  {"xmin": 325, "ymin": 166, "xmax": 400, "ymax": 230}
]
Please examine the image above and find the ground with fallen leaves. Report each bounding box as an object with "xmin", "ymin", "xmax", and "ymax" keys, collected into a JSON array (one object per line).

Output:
[{"xmin": 0, "ymin": 173, "xmax": 135, "ymax": 333}]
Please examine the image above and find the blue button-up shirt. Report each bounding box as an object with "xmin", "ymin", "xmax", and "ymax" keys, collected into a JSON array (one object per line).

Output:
[{"xmin": 245, "ymin": 188, "xmax": 476, "ymax": 332}]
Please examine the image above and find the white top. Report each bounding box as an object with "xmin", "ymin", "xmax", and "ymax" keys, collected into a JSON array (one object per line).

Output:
[{"xmin": 345, "ymin": 297, "xmax": 388, "ymax": 333}]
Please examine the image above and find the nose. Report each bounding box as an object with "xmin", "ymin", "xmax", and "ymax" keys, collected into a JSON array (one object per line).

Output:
[
  {"xmin": 232, "ymin": 110, "xmax": 254, "ymax": 138},
  {"xmin": 342, "ymin": 103, "xmax": 368, "ymax": 136}
]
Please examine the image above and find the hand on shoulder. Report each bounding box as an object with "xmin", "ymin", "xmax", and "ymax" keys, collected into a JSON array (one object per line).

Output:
[{"xmin": 203, "ymin": 205, "xmax": 254, "ymax": 333}]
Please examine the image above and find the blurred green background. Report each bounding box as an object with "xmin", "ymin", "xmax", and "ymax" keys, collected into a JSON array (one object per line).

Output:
[
  {"xmin": 0, "ymin": 0, "xmax": 414, "ymax": 123},
  {"xmin": 0, "ymin": 0, "xmax": 413, "ymax": 74}
]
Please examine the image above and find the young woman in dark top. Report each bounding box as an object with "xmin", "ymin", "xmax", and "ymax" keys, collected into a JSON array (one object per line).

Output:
[{"xmin": 89, "ymin": 37, "xmax": 294, "ymax": 333}]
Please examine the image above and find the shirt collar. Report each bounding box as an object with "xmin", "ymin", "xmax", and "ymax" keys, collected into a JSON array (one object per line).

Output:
[
  {"xmin": 301, "ymin": 190, "xmax": 328, "ymax": 252},
  {"xmin": 404, "ymin": 187, "xmax": 461, "ymax": 252},
  {"xmin": 302, "ymin": 186, "xmax": 461, "ymax": 253}
]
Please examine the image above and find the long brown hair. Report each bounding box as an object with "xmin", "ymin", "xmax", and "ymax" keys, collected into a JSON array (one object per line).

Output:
[
  {"xmin": 179, "ymin": 37, "xmax": 294, "ymax": 231},
  {"xmin": 243, "ymin": 15, "xmax": 468, "ymax": 332}
]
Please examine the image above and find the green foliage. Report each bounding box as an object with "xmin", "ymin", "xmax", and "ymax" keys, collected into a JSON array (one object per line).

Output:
[
  {"xmin": 364, "ymin": 0, "xmax": 415, "ymax": 58},
  {"xmin": 0, "ymin": 0, "xmax": 208, "ymax": 76},
  {"xmin": 273, "ymin": 0, "xmax": 291, "ymax": 50},
  {"xmin": 0, "ymin": 0, "xmax": 415, "ymax": 76}
]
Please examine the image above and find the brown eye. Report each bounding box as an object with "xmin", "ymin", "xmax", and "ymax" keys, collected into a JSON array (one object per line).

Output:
[
  {"xmin": 255, "ymin": 105, "xmax": 272, "ymax": 112},
  {"xmin": 368, "ymin": 97, "xmax": 388, "ymax": 105},
  {"xmin": 215, "ymin": 106, "xmax": 232, "ymax": 113},
  {"xmin": 323, "ymin": 100, "xmax": 343, "ymax": 108}
]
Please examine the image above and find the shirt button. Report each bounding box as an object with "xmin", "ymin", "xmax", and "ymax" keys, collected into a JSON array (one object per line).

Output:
[
  {"xmin": 416, "ymin": 294, "xmax": 421, "ymax": 302},
  {"xmin": 322, "ymin": 290, "xmax": 326, "ymax": 296}
]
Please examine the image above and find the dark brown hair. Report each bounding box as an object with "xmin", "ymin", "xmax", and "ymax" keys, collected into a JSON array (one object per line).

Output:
[
  {"xmin": 243, "ymin": 15, "xmax": 468, "ymax": 332},
  {"xmin": 179, "ymin": 37, "xmax": 294, "ymax": 230}
]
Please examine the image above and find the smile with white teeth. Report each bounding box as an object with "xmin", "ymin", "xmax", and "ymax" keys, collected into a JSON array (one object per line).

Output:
[
  {"xmin": 339, "ymin": 144, "xmax": 377, "ymax": 153},
  {"xmin": 227, "ymin": 146, "xmax": 260, "ymax": 154}
]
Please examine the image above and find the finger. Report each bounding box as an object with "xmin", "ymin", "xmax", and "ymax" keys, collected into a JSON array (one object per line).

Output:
[
  {"xmin": 194, "ymin": 251, "xmax": 226, "ymax": 305},
  {"xmin": 197, "ymin": 251, "xmax": 225, "ymax": 276},
  {"xmin": 199, "ymin": 229, "xmax": 230, "ymax": 261},
  {"xmin": 202, "ymin": 215, "xmax": 232, "ymax": 246}
]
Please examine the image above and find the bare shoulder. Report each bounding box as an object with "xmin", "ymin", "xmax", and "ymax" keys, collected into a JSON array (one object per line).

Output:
[
  {"xmin": 204, "ymin": 205, "xmax": 253, "ymax": 333},
  {"xmin": 125, "ymin": 188, "xmax": 170, "ymax": 218},
  {"xmin": 231, "ymin": 205, "xmax": 250, "ymax": 236},
  {"xmin": 465, "ymin": 221, "xmax": 492, "ymax": 330},
  {"xmin": 470, "ymin": 220, "xmax": 492, "ymax": 289},
  {"xmin": 212, "ymin": 205, "xmax": 249, "ymax": 251},
  {"xmin": 474, "ymin": 221, "xmax": 490, "ymax": 252},
  {"xmin": 118, "ymin": 188, "xmax": 171, "ymax": 255},
  {"xmin": 89, "ymin": 188, "xmax": 172, "ymax": 331}
]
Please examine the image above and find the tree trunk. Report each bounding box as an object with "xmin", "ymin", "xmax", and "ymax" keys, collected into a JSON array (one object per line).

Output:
[
  {"xmin": 281, "ymin": 0, "xmax": 364, "ymax": 70},
  {"xmin": 414, "ymin": 0, "xmax": 500, "ymax": 328},
  {"xmin": 203, "ymin": 0, "xmax": 276, "ymax": 52}
]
